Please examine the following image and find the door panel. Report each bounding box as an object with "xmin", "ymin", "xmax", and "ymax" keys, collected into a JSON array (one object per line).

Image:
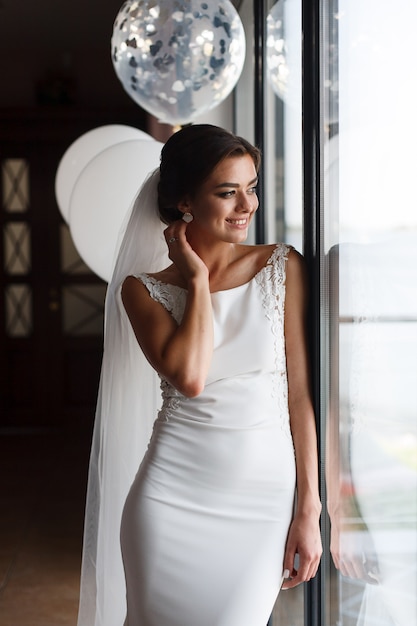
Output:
[
  {"xmin": 0, "ymin": 142, "xmax": 103, "ymax": 427},
  {"xmin": 0, "ymin": 109, "xmax": 146, "ymax": 428}
]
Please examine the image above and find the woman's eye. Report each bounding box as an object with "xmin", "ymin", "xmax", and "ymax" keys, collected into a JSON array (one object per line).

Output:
[{"xmin": 218, "ymin": 186, "xmax": 257, "ymax": 198}]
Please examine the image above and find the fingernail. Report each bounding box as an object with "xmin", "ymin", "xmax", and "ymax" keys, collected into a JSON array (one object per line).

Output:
[{"xmin": 283, "ymin": 569, "xmax": 290, "ymax": 579}]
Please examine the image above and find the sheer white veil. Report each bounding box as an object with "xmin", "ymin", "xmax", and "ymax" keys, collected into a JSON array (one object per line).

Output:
[{"xmin": 77, "ymin": 168, "xmax": 169, "ymax": 626}]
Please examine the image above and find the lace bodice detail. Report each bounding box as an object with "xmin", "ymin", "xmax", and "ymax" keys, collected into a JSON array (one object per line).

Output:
[
  {"xmin": 255, "ymin": 243, "xmax": 292, "ymax": 438},
  {"xmin": 136, "ymin": 243, "xmax": 291, "ymax": 328},
  {"xmin": 135, "ymin": 274, "xmax": 187, "ymax": 325},
  {"xmin": 135, "ymin": 243, "xmax": 293, "ymax": 433},
  {"xmin": 134, "ymin": 274, "xmax": 187, "ymax": 420}
]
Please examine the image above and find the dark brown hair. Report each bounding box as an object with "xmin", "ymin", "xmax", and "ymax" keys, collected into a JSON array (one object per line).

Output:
[{"xmin": 157, "ymin": 124, "xmax": 261, "ymax": 224}]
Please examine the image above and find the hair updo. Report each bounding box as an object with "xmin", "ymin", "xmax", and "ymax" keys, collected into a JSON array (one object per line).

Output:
[{"xmin": 157, "ymin": 124, "xmax": 261, "ymax": 225}]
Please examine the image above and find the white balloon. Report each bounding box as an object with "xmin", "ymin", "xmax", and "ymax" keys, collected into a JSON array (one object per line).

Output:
[
  {"xmin": 55, "ymin": 125, "xmax": 153, "ymax": 222},
  {"xmin": 69, "ymin": 139, "xmax": 163, "ymax": 281}
]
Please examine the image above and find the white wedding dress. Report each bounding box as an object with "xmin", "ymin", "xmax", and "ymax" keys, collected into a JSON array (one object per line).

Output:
[{"xmin": 120, "ymin": 243, "xmax": 296, "ymax": 626}]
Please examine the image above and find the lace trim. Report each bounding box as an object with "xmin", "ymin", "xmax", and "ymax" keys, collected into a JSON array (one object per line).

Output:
[
  {"xmin": 255, "ymin": 243, "xmax": 293, "ymax": 439},
  {"xmin": 136, "ymin": 273, "xmax": 187, "ymax": 325},
  {"xmin": 135, "ymin": 274, "xmax": 187, "ymax": 420},
  {"xmin": 136, "ymin": 245, "xmax": 293, "ymax": 432},
  {"xmin": 158, "ymin": 379, "xmax": 183, "ymax": 422}
]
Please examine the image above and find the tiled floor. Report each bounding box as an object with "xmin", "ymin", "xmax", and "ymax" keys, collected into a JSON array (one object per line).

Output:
[{"xmin": 0, "ymin": 428, "xmax": 92, "ymax": 626}]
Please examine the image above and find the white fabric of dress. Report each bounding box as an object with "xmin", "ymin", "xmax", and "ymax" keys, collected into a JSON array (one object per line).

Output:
[{"xmin": 120, "ymin": 243, "xmax": 296, "ymax": 626}]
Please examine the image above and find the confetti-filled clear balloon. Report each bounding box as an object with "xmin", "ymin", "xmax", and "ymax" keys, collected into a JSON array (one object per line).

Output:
[{"xmin": 111, "ymin": 0, "xmax": 246, "ymax": 125}]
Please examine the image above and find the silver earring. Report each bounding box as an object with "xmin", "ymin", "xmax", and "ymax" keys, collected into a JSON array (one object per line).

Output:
[{"xmin": 182, "ymin": 212, "xmax": 193, "ymax": 223}]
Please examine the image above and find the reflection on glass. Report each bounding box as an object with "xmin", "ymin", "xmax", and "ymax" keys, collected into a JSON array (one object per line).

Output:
[
  {"xmin": 324, "ymin": 2, "xmax": 417, "ymax": 625},
  {"xmin": 266, "ymin": 0, "xmax": 304, "ymax": 623},
  {"xmin": 266, "ymin": 0, "xmax": 302, "ymax": 249},
  {"xmin": 236, "ymin": 0, "xmax": 304, "ymax": 621}
]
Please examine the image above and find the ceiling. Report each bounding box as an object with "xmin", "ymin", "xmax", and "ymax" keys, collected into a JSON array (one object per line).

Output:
[
  {"xmin": 0, "ymin": 0, "xmax": 244, "ymax": 108},
  {"xmin": 0, "ymin": 0, "xmax": 121, "ymax": 50},
  {"xmin": 0, "ymin": 0, "xmax": 243, "ymax": 50}
]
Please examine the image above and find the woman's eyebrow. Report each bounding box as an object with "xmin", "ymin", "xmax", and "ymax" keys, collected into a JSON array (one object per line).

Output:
[{"xmin": 214, "ymin": 176, "xmax": 258, "ymax": 189}]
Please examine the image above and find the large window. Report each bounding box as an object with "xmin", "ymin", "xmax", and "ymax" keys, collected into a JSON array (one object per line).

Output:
[
  {"xmin": 237, "ymin": 1, "xmax": 305, "ymax": 622},
  {"xmin": 237, "ymin": 1, "xmax": 417, "ymax": 624},
  {"xmin": 323, "ymin": 2, "xmax": 417, "ymax": 624}
]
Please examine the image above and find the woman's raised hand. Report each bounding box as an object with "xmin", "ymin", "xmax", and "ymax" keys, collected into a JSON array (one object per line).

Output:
[{"xmin": 164, "ymin": 220, "xmax": 208, "ymax": 284}]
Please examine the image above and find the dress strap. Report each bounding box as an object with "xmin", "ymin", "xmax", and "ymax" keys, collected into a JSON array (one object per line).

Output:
[
  {"xmin": 264, "ymin": 243, "xmax": 293, "ymax": 286},
  {"xmin": 135, "ymin": 273, "xmax": 187, "ymax": 325},
  {"xmin": 255, "ymin": 243, "xmax": 293, "ymax": 440}
]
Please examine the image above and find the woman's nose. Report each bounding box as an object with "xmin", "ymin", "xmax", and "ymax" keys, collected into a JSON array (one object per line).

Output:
[{"xmin": 237, "ymin": 193, "xmax": 253, "ymax": 211}]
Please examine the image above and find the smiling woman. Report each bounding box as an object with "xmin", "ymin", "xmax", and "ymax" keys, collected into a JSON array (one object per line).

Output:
[
  {"xmin": 170, "ymin": 153, "xmax": 259, "ymax": 251},
  {"xmin": 77, "ymin": 124, "xmax": 322, "ymax": 626}
]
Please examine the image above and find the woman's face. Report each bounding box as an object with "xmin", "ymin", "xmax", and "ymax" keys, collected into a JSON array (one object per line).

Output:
[{"xmin": 180, "ymin": 154, "xmax": 259, "ymax": 244}]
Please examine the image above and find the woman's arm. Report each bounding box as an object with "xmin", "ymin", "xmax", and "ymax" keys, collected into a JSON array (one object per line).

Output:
[
  {"xmin": 121, "ymin": 221, "xmax": 214, "ymax": 398},
  {"xmin": 282, "ymin": 249, "xmax": 323, "ymax": 589}
]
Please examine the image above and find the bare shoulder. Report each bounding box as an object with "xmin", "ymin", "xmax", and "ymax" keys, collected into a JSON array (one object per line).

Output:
[
  {"xmin": 285, "ymin": 248, "xmax": 308, "ymax": 311},
  {"xmin": 121, "ymin": 274, "xmax": 178, "ymax": 337},
  {"xmin": 237, "ymin": 242, "xmax": 279, "ymax": 267},
  {"xmin": 121, "ymin": 275, "xmax": 154, "ymax": 314},
  {"xmin": 137, "ymin": 264, "xmax": 184, "ymax": 289},
  {"xmin": 239, "ymin": 242, "xmax": 298, "ymax": 262},
  {"xmin": 121, "ymin": 274, "xmax": 145, "ymax": 298},
  {"xmin": 286, "ymin": 247, "xmax": 307, "ymax": 282},
  {"xmin": 239, "ymin": 242, "xmax": 303, "ymax": 275},
  {"xmin": 244, "ymin": 242, "xmax": 277, "ymax": 258}
]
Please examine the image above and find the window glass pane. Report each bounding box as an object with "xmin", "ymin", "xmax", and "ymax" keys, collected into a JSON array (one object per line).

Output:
[
  {"xmin": 266, "ymin": 0, "xmax": 302, "ymax": 249},
  {"xmin": 62, "ymin": 284, "xmax": 106, "ymax": 336},
  {"xmin": 235, "ymin": 0, "xmax": 302, "ymax": 250},
  {"xmin": 5, "ymin": 284, "xmax": 32, "ymax": 337},
  {"xmin": 266, "ymin": 0, "xmax": 304, "ymax": 622},
  {"xmin": 2, "ymin": 159, "xmax": 29, "ymax": 212},
  {"xmin": 60, "ymin": 223, "xmax": 94, "ymax": 275},
  {"xmin": 3, "ymin": 222, "xmax": 31, "ymax": 274},
  {"xmin": 324, "ymin": 2, "xmax": 417, "ymax": 625},
  {"xmin": 273, "ymin": 583, "xmax": 303, "ymax": 625},
  {"xmin": 236, "ymin": 2, "xmax": 304, "ymax": 622}
]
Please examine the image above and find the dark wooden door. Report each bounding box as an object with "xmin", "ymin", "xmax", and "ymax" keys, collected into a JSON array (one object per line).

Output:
[{"xmin": 0, "ymin": 108, "xmax": 145, "ymax": 429}]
